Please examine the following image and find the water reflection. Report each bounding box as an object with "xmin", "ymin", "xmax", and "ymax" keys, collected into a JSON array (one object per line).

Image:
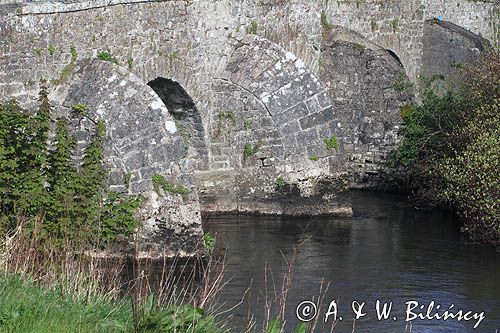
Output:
[{"xmin": 203, "ymin": 191, "xmax": 500, "ymax": 332}]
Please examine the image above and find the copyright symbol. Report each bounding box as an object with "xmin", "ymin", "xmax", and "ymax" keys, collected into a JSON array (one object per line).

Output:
[{"xmin": 296, "ymin": 301, "xmax": 317, "ymax": 322}]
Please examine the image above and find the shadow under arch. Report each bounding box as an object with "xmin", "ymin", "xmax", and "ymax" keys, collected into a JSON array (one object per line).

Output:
[
  {"xmin": 147, "ymin": 77, "xmax": 208, "ymax": 170},
  {"xmin": 386, "ymin": 49, "xmax": 404, "ymax": 68}
]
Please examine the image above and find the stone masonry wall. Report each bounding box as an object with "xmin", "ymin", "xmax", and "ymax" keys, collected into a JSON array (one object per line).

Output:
[
  {"xmin": 52, "ymin": 59, "xmax": 203, "ymax": 257},
  {"xmin": 0, "ymin": 0, "xmax": 497, "ymax": 215}
]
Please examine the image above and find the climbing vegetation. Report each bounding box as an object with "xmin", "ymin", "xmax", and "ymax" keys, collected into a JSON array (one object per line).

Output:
[
  {"xmin": 0, "ymin": 89, "xmax": 142, "ymax": 248},
  {"xmin": 387, "ymin": 52, "xmax": 499, "ymax": 246}
]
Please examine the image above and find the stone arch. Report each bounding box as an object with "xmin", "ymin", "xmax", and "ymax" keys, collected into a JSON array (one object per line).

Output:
[
  {"xmin": 421, "ymin": 19, "xmax": 489, "ymax": 80},
  {"xmin": 386, "ymin": 49, "xmax": 404, "ymax": 68},
  {"xmin": 216, "ymin": 35, "xmax": 344, "ymax": 165},
  {"xmin": 147, "ymin": 77, "xmax": 208, "ymax": 171},
  {"xmin": 318, "ymin": 26, "xmax": 414, "ymax": 186},
  {"xmin": 195, "ymin": 35, "xmax": 352, "ymax": 217},
  {"xmin": 50, "ymin": 58, "xmax": 203, "ymax": 257}
]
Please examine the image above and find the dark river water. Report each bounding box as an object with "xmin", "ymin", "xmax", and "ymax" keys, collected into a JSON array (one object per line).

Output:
[{"xmin": 203, "ymin": 191, "xmax": 500, "ymax": 333}]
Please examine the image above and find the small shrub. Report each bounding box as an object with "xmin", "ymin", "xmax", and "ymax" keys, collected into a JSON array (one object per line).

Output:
[
  {"xmin": 390, "ymin": 18, "xmax": 399, "ymax": 32},
  {"xmin": 393, "ymin": 74, "xmax": 414, "ymax": 93},
  {"xmin": 309, "ymin": 154, "xmax": 319, "ymax": 161},
  {"xmin": 243, "ymin": 118, "xmax": 252, "ymax": 130},
  {"xmin": 400, "ymin": 104, "xmax": 413, "ymax": 122},
  {"xmin": 69, "ymin": 46, "xmax": 78, "ymax": 61},
  {"xmin": 275, "ymin": 176, "xmax": 286, "ymax": 190},
  {"xmin": 244, "ymin": 143, "xmax": 258, "ymax": 158},
  {"xmin": 97, "ymin": 51, "xmax": 119, "ymax": 64},
  {"xmin": 218, "ymin": 111, "xmax": 236, "ymax": 124},
  {"xmin": 324, "ymin": 135, "xmax": 339, "ymax": 150},
  {"xmin": 386, "ymin": 51, "xmax": 500, "ymax": 246},
  {"xmin": 48, "ymin": 45, "xmax": 56, "ymax": 56},
  {"xmin": 204, "ymin": 232, "xmax": 215, "ymax": 253},
  {"xmin": 247, "ymin": 21, "xmax": 258, "ymax": 34},
  {"xmin": 168, "ymin": 51, "xmax": 177, "ymax": 62},
  {"xmin": 71, "ymin": 103, "xmax": 90, "ymax": 116},
  {"xmin": 152, "ymin": 174, "xmax": 190, "ymax": 201}
]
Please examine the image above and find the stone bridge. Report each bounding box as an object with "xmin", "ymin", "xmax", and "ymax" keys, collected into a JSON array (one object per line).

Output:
[{"xmin": 0, "ymin": 0, "xmax": 496, "ymax": 255}]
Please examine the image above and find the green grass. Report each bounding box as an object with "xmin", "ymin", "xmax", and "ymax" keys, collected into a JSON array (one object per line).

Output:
[
  {"xmin": 0, "ymin": 274, "xmax": 226, "ymax": 333},
  {"xmin": 0, "ymin": 275, "xmax": 131, "ymax": 332}
]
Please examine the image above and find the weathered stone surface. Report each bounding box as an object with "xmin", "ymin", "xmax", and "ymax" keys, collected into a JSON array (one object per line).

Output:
[
  {"xmin": 50, "ymin": 59, "xmax": 203, "ymax": 258},
  {"xmin": 0, "ymin": 0, "xmax": 496, "ymax": 220},
  {"xmin": 319, "ymin": 26, "xmax": 414, "ymax": 187},
  {"xmin": 199, "ymin": 35, "xmax": 352, "ymax": 216},
  {"xmin": 421, "ymin": 19, "xmax": 490, "ymax": 81}
]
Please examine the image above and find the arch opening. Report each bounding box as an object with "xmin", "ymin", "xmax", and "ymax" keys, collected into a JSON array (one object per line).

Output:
[
  {"xmin": 147, "ymin": 78, "xmax": 208, "ymax": 170},
  {"xmin": 386, "ymin": 49, "xmax": 404, "ymax": 68}
]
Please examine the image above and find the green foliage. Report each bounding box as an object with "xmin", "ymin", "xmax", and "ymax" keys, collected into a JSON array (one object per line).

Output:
[
  {"xmin": 243, "ymin": 118, "xmax": 252, "ymax": 130},
  {"xmin": 247, "ymin": 21, "xmax": 258, "ymax": 34},
  {"xmin": 152, "ymin": 174, "xmax": 190, "ymax": 201},
  {"xmin": 97, "ymin": 51, "xmax": 119, "ymax": 65},
  {"xmin": 0, "ymin": 94, "xmax": 52, "ymax": 229},
  {"xmin": 58, "ymin": 46, "xmax": 78, "ymax": 84},
  {"xmin": 70, "ymin": 46, "xmax": 78, "ymax": 60},
  {"xmin": 294, "ymin": 322, "xmax": 308, "ymax": 333},
  {"xmin": 173, "ymin": 118, "xmax": 190, "ymax": 146},
  {"xmin": 48, "ymin": 45, "xmax": 55, "ymax": 56},
  {"xmin": 125, "ymin": 172, "xmax": 132, "ymax": 188},
  {"xmin": 0, "ymin": 275, "xmax": 131, "ymax": 332},
  {"xmin": 267, "ymin": 317, "xmax": 282, "ymax": 333},
  {"xmin": 34, "ymin": 48, "xmax": 42, "ymax": 56},
  {"xmin": 0, "ymin": 275, "xmax": 225, "ymax": 333},
  {"xmin": 387, "ymin": 52, "xmax": 500, "ymax": 246},
  {"xmin": 309, "ymin": 154, "xmax": 319, "ymax": 161},
  {"xmin": 127, "ymin": 57, "xmax": 133, "ymax": 70},
  {"xmin": 400, "ymin": 104, "xmax": 413, "ymax": 122},
  {"xmin": 392, "ymin": 74, "xmax": 414, "ymax": 93},
  {"xmin": 217, "ymin": 111, "xmax": 236, "ymax": 124},
  {"xmin": 275, "ymin": 176, "xmax": 286, "ymax": 190},
  {"xmin": 390, "ymin": 18, "xmax": 399, "ymax": 32},
  {"xmin": 78, "ymin": 120, "xmax": 108, "ymax": 238},
  {"xmin": 0, "ymin": 92, "xmax": 143, "ymax": 247},
  {"xmin": 266, "ymin": 316, "xmax": 307, "ymax": 333},
  {"xmin": 100, "ymin": 192, "xmax": 144, "ymax": 244},
  {"xmin": 440, "ymin": 100, "xmax": 499, "ymax": 244},
  {"xmin": 244, "ymin": 143, "xmax": 258, "ymax": 158},
  {"xmin": 323, "ymin": 135, "xmax": 339, "ymax": 150},
  {"xmin": 71, "ymin": 103, "xmax": 90, "ymax": 116},
  {"xmin": 203, "ymin": 232, "xmax": 215, "ymax": 254},
  {"xmin": 136, "ymin": 301, "xmax": 224, "ymax": 333},
  {"xmin": 46, "ymin": 117, "xmax": 79, "ymax": 240},
  {"xmin": 320, "ymin": 10, "xmax": 332, "ymax": 32}
]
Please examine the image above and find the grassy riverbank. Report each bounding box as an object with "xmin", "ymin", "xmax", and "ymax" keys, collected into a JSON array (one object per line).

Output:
[
  {"xmin": 0, "ymin": 273, "xmax": 227, "ymax": 333},
  {"xmin": 0, "ymin": 274, "xmax": 131, "ymax": 332}
]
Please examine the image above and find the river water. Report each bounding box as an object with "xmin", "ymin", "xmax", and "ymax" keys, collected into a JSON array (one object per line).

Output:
[{"xmin": 203, "ymin": 191, "xmax": 500, "ymax": 333}]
